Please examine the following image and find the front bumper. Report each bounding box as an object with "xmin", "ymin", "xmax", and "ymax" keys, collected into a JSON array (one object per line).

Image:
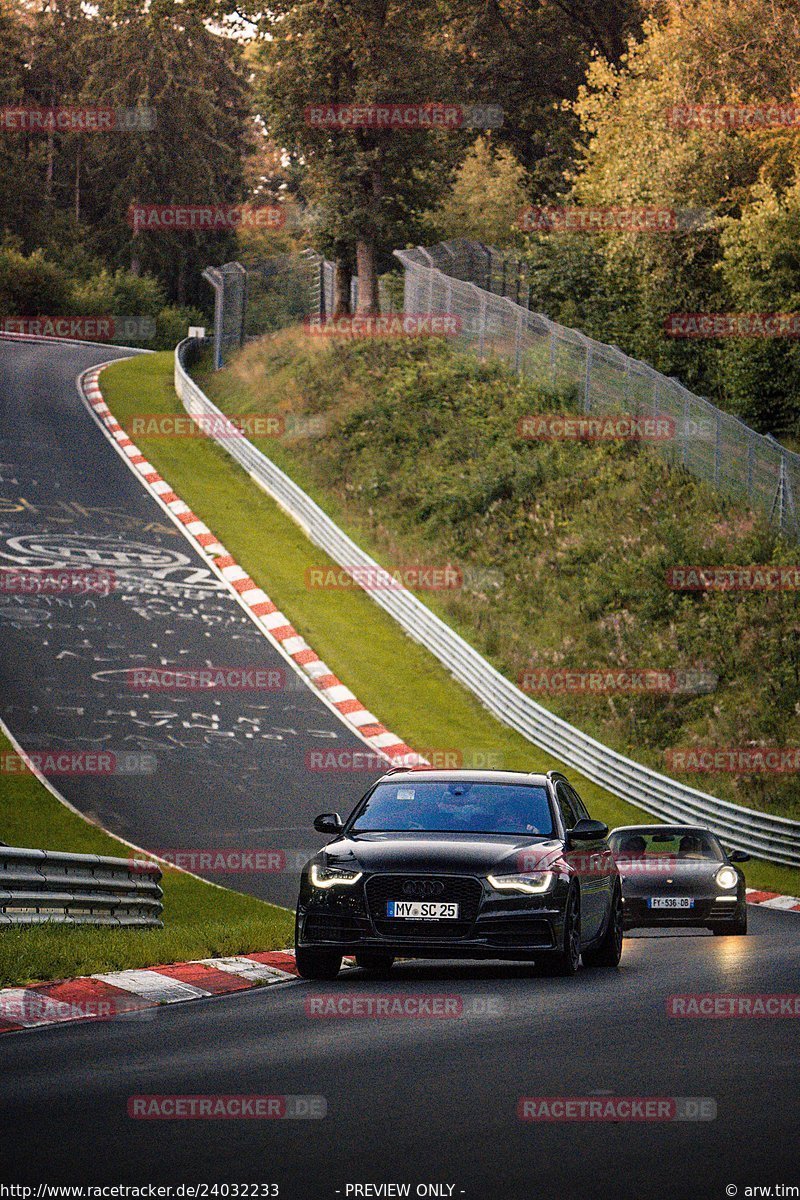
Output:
[
  {"xmin": 297, "ymin": 872, "xmax": 568, "ymax": 959},
  {"xmin": 622, "ymin": 893, "xmax": 744, "ymax": 929}
]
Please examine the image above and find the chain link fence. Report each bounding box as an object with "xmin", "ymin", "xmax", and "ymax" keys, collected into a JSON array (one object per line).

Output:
[
  {"xmin": 201, "ymin": 262, "xmax": 246, "ymax": 370},
  {"xmin": 395, "ymin": 240, "xmax": 799, "ymax": 540},
  {"xmin": 203, "ymin": 251, "xmax": 409, "ymax": 367},
  {"xmin": 204, "ymin": 251, "xmax": 334, "ymax": 368}
]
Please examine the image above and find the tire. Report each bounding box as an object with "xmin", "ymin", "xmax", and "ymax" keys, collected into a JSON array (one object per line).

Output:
[
  {"xmin": 541, "ymin": 887, "xmax": 581, "ymax": 976},
  {"xmin": 355, "ymin": 951, "xmax": 395, "ymax": 976},
  {"xmin": 713, "ymin": 906, "xmax": 748, "ymax": 936},
  {"xmin": 582, "ymin": 884, "xmax": 624, "ymax": 968},
  {"xmin": 295, "ymin": 947, "xmax": 343, "ymax": 980}
]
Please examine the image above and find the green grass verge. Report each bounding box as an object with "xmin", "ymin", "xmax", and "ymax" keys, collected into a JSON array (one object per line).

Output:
[
  {"xmin": 0, "ymin": 728, "xmax": 294, "ymax": 988},
  {"xmin": 95, "ymin": 349, "xmax": 800, "ymax": 899}
]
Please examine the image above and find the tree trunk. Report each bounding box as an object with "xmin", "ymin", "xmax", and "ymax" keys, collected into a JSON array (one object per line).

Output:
[
  {"xmin": 45, "ymin": 127, "xmax": 54, "ymax": 206},
  {"xmin": 355, "ymin": 237, "xmax": 379, "ymax": 314},
  {"xmin": 332, "ymin": 257, "xmax": 352, "ymax": 316},
  {"xmin": 177, "ymin": 252, "xmax": 186, "ymax": 307},
  {"xmin": 74, "ymin": 141, "xmax": 81, "ymax": 223}
]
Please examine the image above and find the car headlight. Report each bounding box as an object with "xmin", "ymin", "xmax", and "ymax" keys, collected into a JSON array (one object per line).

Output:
[
  {"xmin": 310, "ymin": 863, "xmax": 363, "ymax": 889},
  {"xmin": 487, "ymin": 871, "xmax": 554, "ymax": 895},
  {"xmin": 715, "ymin": 866, "xmax": 738, "ymax": 890}
]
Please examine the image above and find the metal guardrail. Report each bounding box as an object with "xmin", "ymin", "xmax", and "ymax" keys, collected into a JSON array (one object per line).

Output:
[
  {"xmin": 0, "ymin": 846, "xmax": 163, "ymax": 927},
  {"xmin": 174, "ymin": 339, "xmax": 800, "ymax": 866}
]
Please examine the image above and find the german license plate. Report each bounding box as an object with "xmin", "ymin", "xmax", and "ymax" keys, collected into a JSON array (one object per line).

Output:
[
  {"xmin": 386, "ymin": 901, "xmax": 459, "ymax": 919},
  {"xmin": 648, "ymin": 896, "xmax": 694, "ymax": 909}
]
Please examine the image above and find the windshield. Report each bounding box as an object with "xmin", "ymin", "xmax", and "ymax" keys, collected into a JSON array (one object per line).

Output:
[
  {"xmin": 349, "ymin": 781, "xmax": 554, "ymax": 836},
  {"xmin": 609, "ymin": 829, "xmax": 724, "ymax": 862}
]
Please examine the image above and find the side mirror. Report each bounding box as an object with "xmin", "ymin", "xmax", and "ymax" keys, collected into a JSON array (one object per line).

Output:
[
  {"xmin": 728, "ymin": 850, "xmax": 750, "ymax": 863},
  {"xmin": 313, "ymin": 812, "xmax": 343, "ymax": 835},
  {"xmin": 568, "ymin": 818, "xmax": 609, "ymax": 842}
]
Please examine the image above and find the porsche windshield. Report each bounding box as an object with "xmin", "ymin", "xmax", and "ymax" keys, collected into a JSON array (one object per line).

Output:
[
  {"xmin": 609, "ymin": 829, "xmax": 724, "ymax": 862},
  {"xmin": 350, "ymin": 781, "xmax": 554, "ymax": 836}
]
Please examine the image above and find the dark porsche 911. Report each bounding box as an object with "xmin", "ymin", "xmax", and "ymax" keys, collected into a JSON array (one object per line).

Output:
[
  {"xmin": 294, "ymin": 768, "xmax": 623, "ymax": 979},
  {"xmin": 608, "ymin": 824, "xmax": 749, "ymax": 935}
]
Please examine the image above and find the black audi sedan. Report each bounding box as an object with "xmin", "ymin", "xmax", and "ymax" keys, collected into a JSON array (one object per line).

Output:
[
  {"xmin": 608, "ymin": 824, "xmax": 749, "ymax": 935},
  {"xmin": 294, "ymin": 767, "xmax": 623, "ymax": 979}
]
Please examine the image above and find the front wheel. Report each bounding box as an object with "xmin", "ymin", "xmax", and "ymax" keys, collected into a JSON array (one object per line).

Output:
[
  {"xmin": 582, "ymin": 885, "xmax": 624, "ymax": 968},
  {"xmin": 541, "ymin": 887, "xmax": 581, "ymax": 976},
  {"xmin": 295, "ymin": 947, "xmax": 342, "ymax": 980}
]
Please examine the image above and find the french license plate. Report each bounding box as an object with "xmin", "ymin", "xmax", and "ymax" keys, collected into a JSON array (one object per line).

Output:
[
  {"xmin": 648, "ymin": 896, "xmax": 694, "ymax": 909},
  {"xmin": 386, "ymin": 901, "xmax": 459, "ymax": 920}
]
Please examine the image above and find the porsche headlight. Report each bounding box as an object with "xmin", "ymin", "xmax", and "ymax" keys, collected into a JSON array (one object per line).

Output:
[
  {"xmin": 715, "ymin": 866, "xmax": 738, "ymax": 890},
  {"xmin": 310, "ymin": 863, "xmax": 363, "ymax": 889},
  {"xmin": 487, "ymin": 872, "xmax": 554, "ymax": 895}
]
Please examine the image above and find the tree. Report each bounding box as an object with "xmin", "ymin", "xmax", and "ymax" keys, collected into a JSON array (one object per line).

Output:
[
  {"xmin": 257, "ymin": 0, "xmax": 463, "ymax": 313},
  {"xmin": 0, "ymin": 0, "xmax": 94, "ymax": 249},
  {"xmin": 445, "ymin": 0, "xmax": 644, "ymax": 196},
  {"xmin": 428, "ymin": 135, "xmax": 530, "ymax": 246},
  {"xmin": 0, "ymin": 1, "xmax": 34, "ymax": 241},
  {"xmin": 521, "ymin": 0, "xmax": 800, "ymax": 432},
  {"xmin": 80, "ymin": 0, "xmax": 253, "ymax": 307}
]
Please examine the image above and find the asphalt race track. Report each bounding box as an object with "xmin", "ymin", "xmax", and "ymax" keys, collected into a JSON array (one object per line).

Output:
[
  {"xmin": 1, "ymin": 912, "xmax": 798, "ymax": 1198},
  {"xmin": 0, "ymin": 337, "xmax": 385, "ymax": 904},
  {"xmin": 1, "ymin": 339, "xmax": 798, "ymax": 1200}
]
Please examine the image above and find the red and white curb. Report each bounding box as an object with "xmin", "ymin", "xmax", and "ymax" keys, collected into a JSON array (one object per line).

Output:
[
  {"xmin": 746, "ymin": 887, "xmax": 800, "ymax": 912},
  {"xmin": 80, "ymin": 366, "xmax": 425, "ymax": 768},
  {"xmin": 0, "ymin": 950, "xmax": 304, "ymax": 1034}
]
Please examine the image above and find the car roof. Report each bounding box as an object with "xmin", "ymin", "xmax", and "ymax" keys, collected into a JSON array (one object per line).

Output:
[{"xmin": 377, "ymin": 768, "xmax": 552, "ymax": 786}]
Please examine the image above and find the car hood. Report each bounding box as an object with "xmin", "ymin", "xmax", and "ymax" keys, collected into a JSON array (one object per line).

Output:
[
  {"xmin": 320, "ymin": 832, "xmax": 564, "ymax": 875},
  {"xmin": 617, "ymin": 859, "xmax": 727, "ymax": 895}
]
